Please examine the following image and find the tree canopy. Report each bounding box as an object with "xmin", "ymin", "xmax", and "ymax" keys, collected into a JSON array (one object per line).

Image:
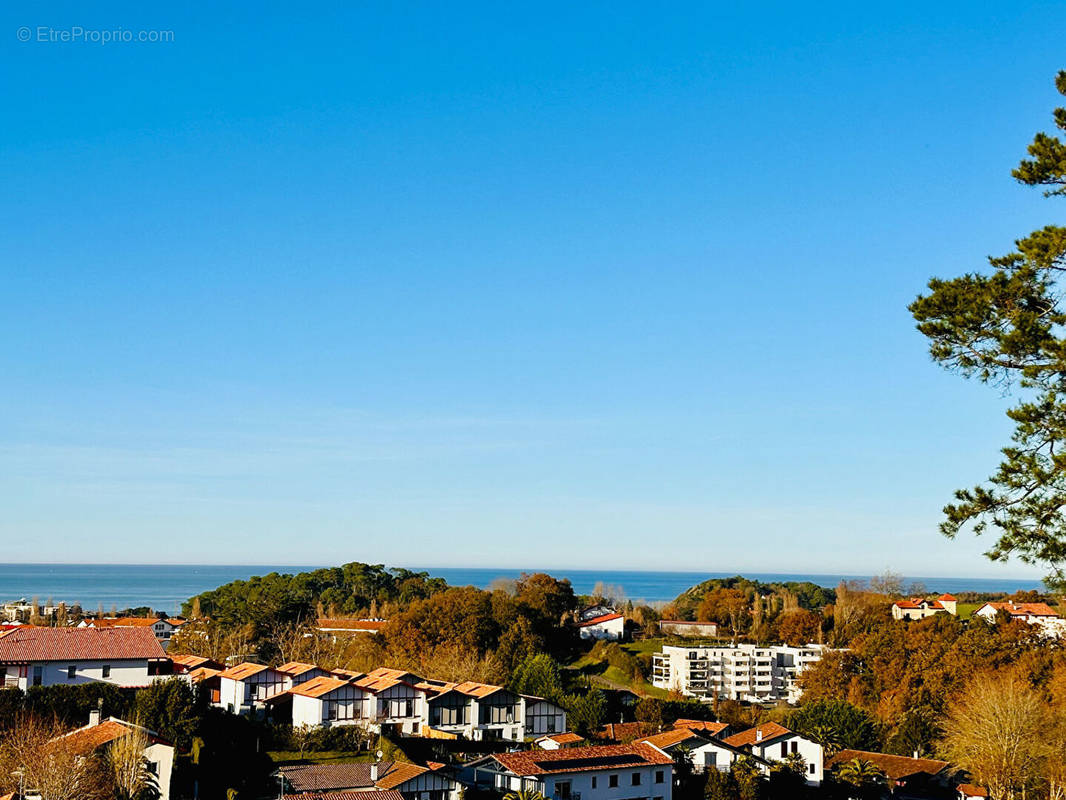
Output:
[{"xmin": 910, "ymin": 71, "xmax": 1066, "ymax": 587}]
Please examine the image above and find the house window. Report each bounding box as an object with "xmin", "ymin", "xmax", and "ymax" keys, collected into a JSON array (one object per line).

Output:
[
  {"xmin": 146, "ymin": 761, "xmax": 158, "ymax": 775},
  {"xmin": 591, "ymin": 777, "xmax": 597, "ymax": 789},
  {"xmin": 102, "ymin": 665, "xmax": 111, "ymax": 679},
  {"xmin": 609, "ymin": 775, "xmax": 619, "ymax": 788},
  {"xmin": 32, "ymin": 666, "xmax": 42, "ymax": 687},
  {"xmin": 809, "ymin": 764, "xmax": 816, "ymax": 774},
  {"xmin": 556, "ymin": 781, "xmax": 571, "ymax": 800},
  {"xmin": 631, "ymin": 772, "xmax": 641, "ymax": 786},
  {"xmin": 67, "ymin": 665, "xmax": 76, "ymax": 680},
  {"xmin": 655, "ymin": 770, "xmax": 664, "ymax": 784},
  {"xmin": 791, "ymin": 741, "xmax": 798, "ymax": 754}
]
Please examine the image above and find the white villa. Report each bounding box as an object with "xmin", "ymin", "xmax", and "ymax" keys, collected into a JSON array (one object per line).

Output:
[
  {"xmin": 722, "ymin": 723, "xmax": 823, "ymax": 785},
  {"xmin": 974, "ymin": 601, "xmax": 1066, "ymax": 637},
  {"xmin": 0, "ymin": 626, "xmax": 166, "ymax": 689},
  {"xmin": 577, "ymin": 612, "xmax": 626, "ymax": 641},
  {"xmin": 891, "ymin": 595, "xmax": 958, "ymax": 621},
  {"xmin": 58, "ymin": 713, "xmax": 175, "ymax": 800}
]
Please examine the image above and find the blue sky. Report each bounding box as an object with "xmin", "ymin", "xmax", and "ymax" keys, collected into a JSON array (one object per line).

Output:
[{"xmin": 2, "ymin": 1, "xmax": 1064, "ymax": 577}]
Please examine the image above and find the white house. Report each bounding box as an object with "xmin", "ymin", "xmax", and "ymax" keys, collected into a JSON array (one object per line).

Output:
[
  {"xmin": 0, "ymin": 626, "xmax": 166, "ymax": 689},
  {"xmin": 523, "ymin": 695, "xmax": 569, "ymax": 738},
  {"xmin": 891, "ymin": 595, "xmax": 957, "ymax": 621},
  {"xmin": 355, "ymin": 668, "xmax": 427, "ymax": 735},
  {"xmin": 974, "ymin": 601, "xmax": 1066, "ymax": 637},
  {"xmin": 217, "ymin": 662, "xmax": 289, "ymax": 715},
  {"xmin": 578, "ymin": 613, "xmax": 626, "ymax": 641},
  {"xmin": 79, "ymin": 617, "xmax": 186, "ymax": 651},
  {"xmin": 637, "ymin": 729, "xmax": 758, "ymax": 774},
  {"xmin": 474, "ymin": 743, "xmax": 674, "ymax": 800},
  {"xmin": 291, "ymin": 675, "xmax": 371, "ymax": 729},
  {"xmin": 722, "ymin": 723, "xmax": 823, "ymax": 785},
  {"xmin": 58, "ymin": 713, "xmax": 174, "ymax": 800},
  {"xmin": 536, "ymin": 733, "xmax": 586, "ymax": 750}
]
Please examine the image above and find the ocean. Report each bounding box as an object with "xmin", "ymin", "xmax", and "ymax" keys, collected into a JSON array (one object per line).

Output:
[{"xmin": 0, "ymin": 563, "xmax": 1046, "ymax": 616}]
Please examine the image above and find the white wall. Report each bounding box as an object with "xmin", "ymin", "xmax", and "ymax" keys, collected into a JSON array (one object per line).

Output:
[
  {"xmin": 9, "ymin": 659, "xmax": 150, "ymax": 690},
  {"xmin": 144, "ymin": 741, "xmax": 174, "ymax": 800},
  {"xmin": 494, "ymin": 764, "xmax": 673, "ymax": 800},
  {"xmin": 750, "ymin": 734, "xmax": 823, "ymax": 785}
]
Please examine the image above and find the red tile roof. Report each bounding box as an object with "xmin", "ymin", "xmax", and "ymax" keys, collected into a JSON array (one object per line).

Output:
[
  {"xmin": 938, "ymin": 594, "xmax": 957, "ymax": 601},
  {"xmin": 595, "ymin": 722, "xmax": 655, "ymax": 742},
  {"xmin": 277, "ymin": 661, "xmax": 321, "ymax": 676},
  {"xmin": 290, "ymin": 676, "xmax": 354, "ymax": 699},
  {"xmin": 958, "ymin": 784, "xmax": 988, "ymax": 797},
  {"xmin": 577, "ymin": 613, "xmax": 624, "ymax": 627},
  {"xmin": 636, "ymin": 729, "xmax": 708, "ymax": 749},
  {"xmin": 218, "ymin": 662, "xmax": 272, "ymax": 680},
  {"xmin": 673, "ymin": 719, "xmax": 729, "ymax": 736},
  {"xmin": 981, "ymin": 602, "xmax": 1060, "ymax": 618},
  {"xmin": 826, "ymin": 750, "xmax": 950, "ymax": 781},
  {"xmin": 59, "ymin": 718, "xmax": 171, "ymax": 753},
  {"xmin": 722, "ymin": 723, "xmax": 793, "ymax": 748},
  {"xmin": 540, "ymin": 732, "xmax": 585, "ymax": 745},
  {"xmin": 277, "ymin": 762, "xmax": 434, "ymax": 793},
  {"xmin": 86, "ymin": 617, "xmax": 164, "ymax": 628},
  {"xmin": 0, "ymin": 626, "xmax": 165, "ymax": 662},
  {"xmin": 493, "ymin": 743, "xmax": 673, "ymax": 776}
]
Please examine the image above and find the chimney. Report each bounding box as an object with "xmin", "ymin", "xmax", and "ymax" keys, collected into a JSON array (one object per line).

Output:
[
  {"xmin": 89, "ymin": 709, "xmax": 101, "ymax": 726},
  {"xmin": 370, "ymin": 762, "xmax": 379, "ymax": 783},
  {"xmin": 755, "ymin": 729, "xmax": 763, "ymax": 742},
  {"xmin": 913, "ymin": 751, "xmax": 919, "ymax": 760}
]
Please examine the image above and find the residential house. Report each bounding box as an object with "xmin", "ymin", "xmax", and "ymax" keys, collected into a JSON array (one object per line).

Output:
[
  {"xmin": 0, "ymin": 626, "xmax": 166, "ymax": 689},
  {"xmin": 277, "ymin": 762, "xmax": 461, "ymax": 800},
  {"xmin": 658, "ymin": 620, "xmax": 719, "ymax": 638},
  {"xmin": 79, "ymin": 617, "xmax": 186, "ymax": 651},
  {"xmin": 974, "ymin": 601, "xmax": 1066, "ymax": 637},
  {"xmin": 279, "ymin": 661, "xmax": 332, "ymax": 685},
  {"xmin": 217, "ymin": 662, "xmax": 288, "ymax": 715},
  {"xmin": 537, "ymin": 733, "xmax": 586, "ymax": 750},
  {"xmin": 652, "ymin": 644, "xmax": 828, "ymax": 703},
  {"xmin": 891, "ymin": 595, "xmax": 958, "ymax": 621},
  {"xmin": 55, "ymin": 712, "xmax": 174, "ymax": 800},
  {"xmin": 578, "ymin": 613, "xmax": 626, "ymax": 642},
  {"xmin": 637, "ymin": 729, "xmax": 758, "ymax": 774},
  {"xmin": 524, "ymin": 694, "xmax": 569, "ymax": 738},
  {"xmin": 472, "ymin": 743, "xmax": 674, "ymax": 800},
  {"xmin": 355, "ymin": 668, "xmax": 427, "ymax": 735},
  {"xmin": 722, "ymin": 723, "xmax": 823, "ymax": 784},
  {"xmin": 189, "ymin": 666, "xmax": 222, "ymax": 704},
  {"xmin": 291, "ymin": 676, "xmax": 371, "ymax": 729},
  {"xmin": 826, "ymin": 750, "xmax": 952, "ymax": 796}
]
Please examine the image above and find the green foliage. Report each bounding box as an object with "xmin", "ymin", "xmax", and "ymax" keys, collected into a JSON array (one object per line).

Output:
[
  {"xmin": 884, "ymin": 708, "xmax": 941, "ymax": 758},
  {"xmin": 563, "ymin": 689, "xmax": 607, "ymax": 736},
  {"xmin": 24, "ymin": 682, "xmax": 134, "ymax": 726},
  {"xmin": 910, "ymin": 70, "xmax": 1066, "ymax": 587},
  {"xmin": 510, "ymin": 653, "xmax": 564, "ymax": 702},
  {"xmin": 134, "ymin": 677, "xmax": 204, "ymax": 752},
  {"xmin": 671, "ymin": 576, "xmax": 834, "ymax": 620},
  {"xmin": 183, "ymin": 562, "xmax": 448, "ymax": 629},
  {"xmin": 787, "ymin": 699, "xmax": 880, "ymax": 753}
]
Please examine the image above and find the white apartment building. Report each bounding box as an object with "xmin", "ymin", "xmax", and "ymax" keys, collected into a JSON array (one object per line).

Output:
[{"xmin": 651, "ymin": 643, "xmax": 827, "ymax": 703}]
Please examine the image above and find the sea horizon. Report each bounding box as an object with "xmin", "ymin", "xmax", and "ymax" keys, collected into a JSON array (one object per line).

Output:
[{"xmin": 0, "ymin": 562, "xmax": 1046, "ymax": 616}]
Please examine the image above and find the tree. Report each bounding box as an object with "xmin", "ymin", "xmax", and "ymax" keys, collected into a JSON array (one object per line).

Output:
[
  {"xmin": 510, "ymin": 654, "xmax": 564, "ymax": 703},
  {"xmin": 697, "ymin": 588, "xmax": 750, "ymax": 640},
  {"xmin": 938, "ymin": 670, "xmax": 1047, "ymax": 800},
  {"xmin": 563, "ymin": 690, "xmax": 607, "ymax": 737},
  {"xmin": 787, "ymin": 699, "xmax": 880, "ymax": 753},
  {"xmin": 0, "ymin": 716, "xmax": 111, "ymax": 800},
  {"xmin": 504, "ymin": 791, "xmax": 546, "ymax": 800},
  {"xmin": 832, "ymin": 758, "xmax": 884, "ymax": 800},
  {"xmin": 109, "ymin": 722, "xmax": 158, "ymax": 800},
  {"xmin": 133, "ymin": 677, "xmax": 202, "ymax": 752},
  {"xmin": 775, "ymin": 609, "xmax": 821, "ymax": 647},
  {"xmin": 910, "ymin": 70, "xmax": 1066, "ymax": 588}
]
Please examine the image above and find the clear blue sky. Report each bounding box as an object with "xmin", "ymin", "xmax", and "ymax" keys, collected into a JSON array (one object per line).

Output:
[{"xmin": 2, "ymin": 1, "xmax": 1064, "ymax": 577}]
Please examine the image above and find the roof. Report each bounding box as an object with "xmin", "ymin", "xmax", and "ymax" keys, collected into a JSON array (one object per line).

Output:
[
  {"xmin": 171, "ymin": 654, "xmax": 219, "ymax": 670},
  {"xmin": 636, "ymin": 729, "xmax": 710, "ymax": 750},
  {"xmin": 278, "ymin": 762, "xmax": 436, "ymax": 793},
  {"xmin": 673, "ymin": 719, "xmax": 729, "ymax": 736},
  {"xmin": 722, "ymin": 723, "xmax": 794, "ymax": 748},
  {"xmin": 278, "ymin": 661, "xmax": 321, "ymax": 676},
  {"xmin": 894, "ymin": 598, "xmax": 945, "ymax": 610},
  {"xmin": 826, "ymin": 750, "xmax": 951, "ymax": 781},
  {"xmin": 979, "ymin": 601, "xmax": 1060, "ymax": 618},
  {"xmin": 957, "ymin": 784, "xmax": 988, "ymax": 797},
  {"xmin": 577, "ymin": 613, "xmax": 624, "ymax": 627},
  {"xmin": 188, "ymin": 666, "xmax": 222, "ymax": 683},
  {"xmin": 453, "ymin": 680, "xmax": 506, "ymax": 698},
  {"xmin": 492, "ymin": 743, "xmax": 674, "ymax": 776},
  {"xmin": 59, "ymin": 718, "xmax": 172, "ymax": 753},
  {"xmin": 218, "ymin": 662, "xmax": 272, "ymax": 680},
  {"xmin": 283, "ymin": 793, "xmax": 405, "ymax": 800},
  {"xmin": 0, "ymin": 626, "xmax": 165, "ymax": 662},
  {"xmin": 595, "ymin": 722, "xmax": 654, "ymax": 742},
  {"xmin": 316, "ymin": 617, "xmax": 386, "ymax": 632},
  {"xmin": 938, "ymin": 594, "xmax": 957, "ymax": 601},
  {"xmin": 290, "ymin": 676, "xmax": 354, "ymax": 699}
]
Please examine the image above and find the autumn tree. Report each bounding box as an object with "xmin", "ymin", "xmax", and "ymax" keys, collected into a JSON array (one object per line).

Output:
[
  {"xmin": 775, "ymin": 609, "xmax": 821, "ymax": 646},
  {"xmin": 0, "ymin": 716, "xmax": 111, "ymax": 800},
  {"xmin": 697, "ymin": 588, "xmax": 749, "ymax": 640},
  {"xmin": 910, "ymin": 70, "xmax": 1066, "ymax": 588}
]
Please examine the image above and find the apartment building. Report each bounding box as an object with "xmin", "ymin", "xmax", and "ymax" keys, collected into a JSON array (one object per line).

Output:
[{"xmin": 651, "ymin": 643, "xmax": 827, "ymax": 703}]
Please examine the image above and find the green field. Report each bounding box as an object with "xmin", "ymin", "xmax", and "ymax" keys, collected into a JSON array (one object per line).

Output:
[{"xmin": 566, "ymin": 638, "xmax": 670, "ymax": 698}]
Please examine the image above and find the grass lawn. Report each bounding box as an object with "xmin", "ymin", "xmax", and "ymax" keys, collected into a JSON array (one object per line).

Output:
[
  {"xmin": 565, "ymin": 638, "xmax": 670, "ymax": 698},
  {"xmin": 955, "ymin": 602, "xmax": 981, "ymax": 619}
]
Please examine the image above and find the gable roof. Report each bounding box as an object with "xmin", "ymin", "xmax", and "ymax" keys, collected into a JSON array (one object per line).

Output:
[
  {"xmin": 0, "ymin": 626, "xmax": 165, "ymax": 662},
  {"xmin": 290, "ymin": 676, "xmax": 355, "ymax": 699},
  {"xmin": 278, "ymin": 762, "xmax": 438, "ymax": 793},
  {"xmin": 636, "ymin": 728, "xmax": 710, "ymax": 750},
  {"xmin": 171, "ymin": 654, "xmax": 220, "ymax": 671},
  {"xmin": 453, "ymin": 680, "xmax": 507, "ymax": 698},
  {"xmin": 59, "ymin": 718, "xmax": 172, "ymax": 753},
  {"xmin": 979, "ymin": 601, "xmax": 1060, "ymax": 618},
  {"xmin": 938, "ymin": 594, "xmax": 957, "ymax": 601},
  {"xmin": 277, "ymin": 661, "xmax": 322, "ymax": 676},
  {"xmin": 492, "ymin": 743, "xmax": 673, "ymax": 776},
  {"xmin": 722, "ymin": 723, "xmax": 794, "ymax": 748},
  {"xmin": 827, "ymin": 750, "xmax": 951, "ymax": 781},
  {"xmin": 218, "ymin": 662, "xmax": 272, "ymax": 680},
  {"xmin": 673, "ymin": 719, "xmax": 729, "ymax": 736},
  {"xmin": 538, "ymin": 732, "xmax": 586, "ymax": 745},
  {"xmin": 577, "ymin": 613, "xmax": 624, "ymax": 627}
]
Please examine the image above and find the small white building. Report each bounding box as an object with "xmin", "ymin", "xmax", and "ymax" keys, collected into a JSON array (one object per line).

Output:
[
  {"xmin": 0, "ymin": 626, "xmax": 166, "ymax": 689},
  {"xmin": 476, "ymin": 743, "xmax": 674, "ymax": 800},
  {"xmin": 217, "ymin": 662, "xmax": 288, "ymax": 715},
  {"xmin": 722, "ymin": 723, "xmax": 823, "ymax": 785},
  {"xmin": 59, "ymin": 713, "xmax": 174, "ymax": 800},
  {"xmin": 891, "ymin": 595, "xmax": 957, "ymax": 621},
  {"xmin": 637, "ymin": 729, "xmax": 757, "ymax": 774},
  {"xmin": 291, "ymin": 675, "xmax": 371, "ymax": 728},
  {"xmin": 536, "ymin": 733, "xmax": 585, "ymax": 750},
  {"xmin": 578, "ymin": 613, "xmax": 626, "ymax": 641}
]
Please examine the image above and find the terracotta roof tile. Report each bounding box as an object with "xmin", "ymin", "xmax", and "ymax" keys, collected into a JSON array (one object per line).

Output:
[
  {"xmin": 290, "ymin": 676, "xmax": 354, "ymax": 699},
  {"xmin": 722, "ymin": 723, "xmax": 793, "ymax": 748},
  {"xmin": 826, "ymin": 750, "xmax": 950, "ymax": 781},
  {"xmin": 540, "ymin": 732, "xmax": 585, "ymax": 745},
  {"xmin": 577, "ymin": 613, "xmax": 624, "ymax": 627},
  {"xmin": 673, "ymin": 719, "xmax": 729, "ymax": 736},
  {"xmin": 277, "ymin": 661, "xmax": 321, "ymax": 676},
  {"xmin": 219, "ymin": 662, "xmax": 272, "ymax": 680},
  {"xmin": 0, "ymin": 626, "xmax": 165, "ymax": 662},
  {"xmin": 493, "ymin": 743, "xmax": 673, "ymax": 776}
]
